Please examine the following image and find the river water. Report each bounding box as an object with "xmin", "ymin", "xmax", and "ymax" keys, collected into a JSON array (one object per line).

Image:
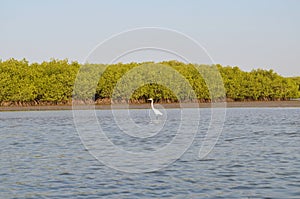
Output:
[{"xmin": 0, "ymin": 108, "xmax": 299, "ymax": 198}]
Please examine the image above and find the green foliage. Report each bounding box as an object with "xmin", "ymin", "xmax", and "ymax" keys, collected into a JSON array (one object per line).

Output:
[
  {"xmin": 288, "ymin": 76, "xmax": 300, "ymax": 98},
  {"xmin": 0, "ymin": 58, "xmax": 79, "ymax": 104},
  {"xmin": 0, "ymin": 59, "xmax": 299, "ymax": 104}
]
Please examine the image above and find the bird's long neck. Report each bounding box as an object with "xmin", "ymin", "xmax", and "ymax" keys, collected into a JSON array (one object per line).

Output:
[{"xmin": 151, "ymin": 100, "xmax": 154, "ymax": 109}]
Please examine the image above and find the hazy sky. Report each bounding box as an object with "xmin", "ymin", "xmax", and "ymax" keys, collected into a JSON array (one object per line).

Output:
[{"xmin": 1, "ymin": 0, "xmax": 299, "ymax": 76}]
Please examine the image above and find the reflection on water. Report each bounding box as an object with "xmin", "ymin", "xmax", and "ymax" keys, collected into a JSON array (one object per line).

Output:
[{"xmin": 0, "ymin": 108, "xmax": 299, "ymax": 198}]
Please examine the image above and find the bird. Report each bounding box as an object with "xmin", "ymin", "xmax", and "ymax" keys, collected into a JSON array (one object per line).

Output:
[{"xmin": 148, "ymin": 98, "xmax": 163, "ymax": 120}]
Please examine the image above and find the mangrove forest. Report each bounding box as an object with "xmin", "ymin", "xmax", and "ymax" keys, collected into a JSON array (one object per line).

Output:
[{"xmin": 0, "ymin": 58, "xmax": 299, "ymax": 105}]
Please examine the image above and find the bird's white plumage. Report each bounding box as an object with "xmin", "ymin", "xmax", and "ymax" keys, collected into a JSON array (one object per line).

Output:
[{"xmin": 148, "ymin": 98, "xmax": 163, "ymax": 116}]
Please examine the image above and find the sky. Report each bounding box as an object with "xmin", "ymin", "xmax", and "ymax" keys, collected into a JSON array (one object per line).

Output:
[{"xmin": 1, "ymin": 0, "xmax": 300, "ymax": 76}]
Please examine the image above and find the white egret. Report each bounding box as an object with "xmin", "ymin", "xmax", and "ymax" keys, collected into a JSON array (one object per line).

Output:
[{"xmin": 148, "ymin": 98, "xmax": 163, "ymax": 119}]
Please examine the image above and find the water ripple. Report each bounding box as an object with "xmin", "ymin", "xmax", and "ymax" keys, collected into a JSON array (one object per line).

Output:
[{"xmin": 0, "ymin": 108, "xmax": 299, "ymax": 198}]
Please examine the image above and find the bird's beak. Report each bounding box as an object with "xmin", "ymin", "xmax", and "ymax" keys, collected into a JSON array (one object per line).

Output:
[{"xmin": 147, "ymin": 99, "xmax": 150, "ymax": 100}]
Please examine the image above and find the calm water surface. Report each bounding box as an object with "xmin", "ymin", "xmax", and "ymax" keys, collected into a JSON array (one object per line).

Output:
[{"xmin": 0, "ymin": 108, "xmax": 299, "ymax": 198}]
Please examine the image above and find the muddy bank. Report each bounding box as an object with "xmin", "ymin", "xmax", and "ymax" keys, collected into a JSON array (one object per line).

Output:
[{"xmin": 0, "ymin": 100, "xmax": 300, "ymax": 111}]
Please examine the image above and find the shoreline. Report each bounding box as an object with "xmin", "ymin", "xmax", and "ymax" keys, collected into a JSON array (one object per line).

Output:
[{"xmin": 0, "ymin": 100, "xmax": 300, "ymax": 111}]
